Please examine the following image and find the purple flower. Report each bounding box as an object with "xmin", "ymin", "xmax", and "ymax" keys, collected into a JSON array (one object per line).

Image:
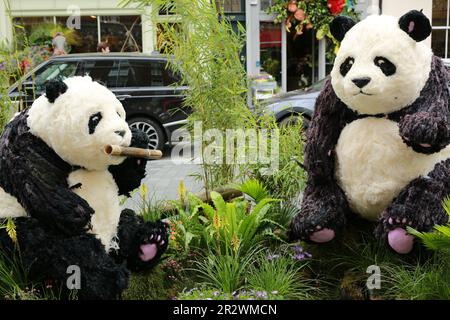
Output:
[
  {"xmin": 213, "ymin": 291, "xmax": 220, "ymax": 297},
  {"xmin": 292, "ymin": 245, "xmax": 312, "ymax": 260},
  {"xmin": 293, "ymin": 245, "xmax": 304, "ymax": 253}
]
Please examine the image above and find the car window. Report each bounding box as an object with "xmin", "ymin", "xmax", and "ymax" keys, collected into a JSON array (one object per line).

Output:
[
  {"xmin": 81, "ymin": 60, "xmax": 119, "ymax": 87},
  {"xmin": 34, "ymin": 62, "xmax": 78, "ymax": 91},
  {"xmin": 116, "ymin": 59, "xmax": 176, "ymax": 87}
]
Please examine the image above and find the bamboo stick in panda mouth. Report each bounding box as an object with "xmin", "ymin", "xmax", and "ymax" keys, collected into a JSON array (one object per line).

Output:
[{"xmin": 104, "ymin": 145, "xmax": 163, "ymax": 160}]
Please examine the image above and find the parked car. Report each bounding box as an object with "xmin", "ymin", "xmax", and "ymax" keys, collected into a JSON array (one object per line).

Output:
[
  {"xmin": 260, "ymin": 78, "xmax": 326, "ymax": 128},
  {"xmin": 8, "ymin": 53, "xmax": 189, "ymax": 150}
]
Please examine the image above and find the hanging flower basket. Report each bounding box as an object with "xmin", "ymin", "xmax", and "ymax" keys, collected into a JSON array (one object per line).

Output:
[{"xmin": 266, "ymin": 0, "xmax": 359, "ymax": 42}]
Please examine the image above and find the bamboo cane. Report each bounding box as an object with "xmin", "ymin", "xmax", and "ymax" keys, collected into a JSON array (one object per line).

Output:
[{"xmin": 104, "ymin": 145, "xmax": 163, "ymax": 160}]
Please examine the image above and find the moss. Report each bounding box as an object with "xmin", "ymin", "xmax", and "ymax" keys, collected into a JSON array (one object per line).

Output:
[{"xmin": 122, "ymin": 266, "xmax": 169, "ymax": 300}]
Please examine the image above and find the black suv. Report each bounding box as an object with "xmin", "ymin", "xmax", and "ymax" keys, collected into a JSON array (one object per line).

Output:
[{"xmin": 8, "ymin": 53, "xmax": 188, "ymax": 150}]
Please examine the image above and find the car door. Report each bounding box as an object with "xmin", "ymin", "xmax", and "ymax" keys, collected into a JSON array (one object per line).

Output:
[{"xmin": 113, "ymin": 59, "xmax": 188, "ymax": 135}]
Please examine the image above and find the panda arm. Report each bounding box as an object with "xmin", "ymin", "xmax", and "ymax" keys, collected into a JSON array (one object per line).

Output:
[
  {"xmin": 109, "ymin": 128, "xmax": 149, "ymax": 196},
  {"xmin": 303, "ymin": 79, "xmax": 356, "ymax": 184},
  {"xmin": 111, "ymin": 209, "xmax": 168, "ymax": 271},
  {"xmin": 290, "ymin": 80, "xmax": 355, "ymax": 240},
  {"xmin": 1, "ymin": 126, "xmax": 94, "ymax": 236},
  {"xmin": 398, "ymin": 56, "xmax": 450, "ymax": 154}
]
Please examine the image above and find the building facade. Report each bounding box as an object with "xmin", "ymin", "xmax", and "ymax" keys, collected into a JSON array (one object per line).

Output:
[{"xmin": 0, "ymin": 0, "xmax": 447, "ymax": 92}]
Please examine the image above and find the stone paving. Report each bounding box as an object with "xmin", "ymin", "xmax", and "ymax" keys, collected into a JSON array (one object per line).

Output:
[{"xmin": 124, "ymin": 143, "xmax": 204, "ymax": 210}]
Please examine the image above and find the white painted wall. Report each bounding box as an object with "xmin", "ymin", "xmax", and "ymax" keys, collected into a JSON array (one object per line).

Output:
[
  {"xmin": 0, "ymin": 1, "xmax": 13, "ymax": 46},
  {"xmin": 381, "ymin": 0, "xmax": 432, "ymax": 46}
]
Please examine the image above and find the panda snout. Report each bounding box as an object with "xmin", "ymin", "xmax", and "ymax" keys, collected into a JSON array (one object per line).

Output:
[{"xmin": 352, "ymin": 77, "xmax": 371, "ymax": 89}]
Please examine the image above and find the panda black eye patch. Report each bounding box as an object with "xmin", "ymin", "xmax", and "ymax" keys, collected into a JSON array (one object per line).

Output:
[
  {"xmin": 374, "ymin": 57, "xmax": 396, "ymax": 76},
  {"xmin": 88, "ymin": 112, "xmax": 102, "ymax": 134},
  {"xmin": 340, "ymin": 57, "xmax": 355, "ymax": 77}
]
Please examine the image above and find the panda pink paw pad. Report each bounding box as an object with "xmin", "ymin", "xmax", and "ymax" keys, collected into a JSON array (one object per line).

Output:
[
  {"xmin": 388, "ymin": 228, "xmax": 414, "ymax": 254},
  {"xmin": 139, "ymin": 244, "xmax": 158, "ymax": 262},
  {"xmin": 309, "ymin": 228, "xmax": 335, "ymax": 243},
  {"xmin": 139, "ymin": 233, "xmax": 166, "ymax": 262}
]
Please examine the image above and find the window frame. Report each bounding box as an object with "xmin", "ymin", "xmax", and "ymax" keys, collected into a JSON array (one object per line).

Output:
[{"xmin": 432, "ymin": 0, "xmax": 450, "ymax": 59}]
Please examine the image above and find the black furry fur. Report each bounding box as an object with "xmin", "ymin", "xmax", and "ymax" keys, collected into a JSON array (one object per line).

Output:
[
  {"xmin": 45, "ymin": 79, "xmax": 68, "ymax": 103},
  {"xmin": 291, "ymin": 56, "xmax": 450, "ymax": 248},
  {"xmin": 0, "ymin": 111, "xmax": 168, "ymax": 299}
]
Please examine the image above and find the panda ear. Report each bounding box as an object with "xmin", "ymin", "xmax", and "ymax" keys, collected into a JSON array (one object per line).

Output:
[
  {"xmin": 330, "ymin": 16, "xmax": 356, "ymax": 42},
  {"xmin": 45, "ymin": 79, "xmax": 68, "ymax": 103},
  {"xmin": 399, "ymin": 10, "xmax": 432, "ymax": 42}
]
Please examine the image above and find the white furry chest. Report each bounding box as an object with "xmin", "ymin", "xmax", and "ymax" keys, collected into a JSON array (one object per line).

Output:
[
  {"xmin": 335, "ymin": 117, "xmax": 450, "ymax": 220},
  {"xmin": 67, "ymin": 169, "xmax": 121, "ymax": 252}
]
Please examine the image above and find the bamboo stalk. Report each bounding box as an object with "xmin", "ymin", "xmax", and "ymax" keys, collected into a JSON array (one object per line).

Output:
[{"xmin": 104, "ymin": 145, "xmax": 163, "ymax": 160}]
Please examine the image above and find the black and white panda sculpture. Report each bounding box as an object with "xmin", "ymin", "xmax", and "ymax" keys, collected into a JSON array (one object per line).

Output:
[
  {"xmin": 291, "ymin": 11, "xmax": 450, "ymax": 254},
  {"xmin": 0, "ymin": 76, "xmax": 168, "ymax": 299}
]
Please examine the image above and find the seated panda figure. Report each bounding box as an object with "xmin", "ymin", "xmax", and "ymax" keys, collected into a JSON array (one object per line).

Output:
[
  {"xmin": 291, "ymin": 11, "xmax": 450, "ymax": 254},
  {"xmin": 0, "ymin": 76, "xmax": 168, "ymax": 299}
]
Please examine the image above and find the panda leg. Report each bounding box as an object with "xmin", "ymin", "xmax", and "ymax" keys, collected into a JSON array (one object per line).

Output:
[
  {"xmin": 0, "ymin": 217, "xmax": 129, "ymax": 300},
  {"xmin": 375, "ymin": 159, "xmax": 450, "ymax": 254},
  {"xmin": 111, "ymin": 209, "xmax": 168, "ymax": 271},
  {"xmin": 290, "ymin": 182, "xmax": 349, "ymax": 243}
]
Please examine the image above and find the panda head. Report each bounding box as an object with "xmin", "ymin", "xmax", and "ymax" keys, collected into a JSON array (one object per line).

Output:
[
  {"xmin": 330, "ymin": 10, "xmax": 433, "ymax": 115},
  {"xmin": 27, "ymin": 76, "xmax": 132, "ymax": 171}
]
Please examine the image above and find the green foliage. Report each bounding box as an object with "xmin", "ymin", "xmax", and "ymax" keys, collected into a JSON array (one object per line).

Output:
[
  {"xmin": 247, "ymin": 114, "xmax": 306, "ymax": 200},
  {"xmin": 191, "ymin": 246, "xmax": 260, "ymax": 293},
  {"xmin": 201, "ymin": 191, "xmax": 280, "ymax": 255},
  {"xmin": 266, "ymin": 0, "xmax": 359, "ymax": 40},
  {"xmin": 124, "ymin": 0, "xmax": 253, "ymax": 191},
  {"xmin": 167, "ymin": 184, "xmax": 280, "ymax": 257},
  {"xmin": 233, "ymin": 179, "xmax": 269, "ymax": 204},
  {"xmin": 247, "ymin": 249, "xmax": 315, "ymax": 300},
  {"xmin": 28, "ymin": 23, "xmax": 81, "ymax": 49},
  {"xmin": 382, "ymin": 253, "xmax": 450, "ymax": 300},
  {"xmin": 178, "ymin": 287, "xmax": 282, "ymax": 300},
  {"xmin": 408, "ymin": 197, "xmax": 450, "ymax": 252}
]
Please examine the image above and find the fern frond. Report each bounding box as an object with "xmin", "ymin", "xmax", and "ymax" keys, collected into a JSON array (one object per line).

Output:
[
  {"xmin": 407, "ymin": 226, "xmax": 450, "ymax": 251},
  {"xmin": 234, "ymin": 179, "xmax": 270, "ymax": 203}
]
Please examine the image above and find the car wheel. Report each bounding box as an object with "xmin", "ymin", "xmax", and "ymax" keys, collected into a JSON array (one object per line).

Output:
[
  {"xmin": 279, "ymin": 115, "xmax": 310, "ymax": 130},
  {"xmin": 128, "ymin": 117, "xmax": 165, "ymax": 150}
]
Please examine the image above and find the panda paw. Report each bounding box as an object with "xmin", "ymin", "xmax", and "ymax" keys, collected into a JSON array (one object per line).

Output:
[
  {"xmin": 399, "ymin": 112, "xmax": 450, "ymax": 154},
  {"xmin": 290, "ymin": 185, "xmax": 347, "ymax": 243},
  {"xmin": 131, "ymin": 221, "xmax": 169, "ymax": 270},
  {"xmin": 376, "ymin": 216, "xmax": 416, "ymax": 254}
]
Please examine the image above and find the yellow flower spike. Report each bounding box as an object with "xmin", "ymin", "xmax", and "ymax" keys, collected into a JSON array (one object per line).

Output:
[
  {"xmin": 231, "ymin": 234, "xmax": 240, "ymax": 253},
  {"xmin": 178, "ymin": 180, "xmax": 186, "ymax": 204},
  {"xmin": 140, "ymin": 184, "xmax": 148, "ymax": 200},
  {"xmin": 6, "ymin": 217, "xmax": 17, "ymax": 245}
]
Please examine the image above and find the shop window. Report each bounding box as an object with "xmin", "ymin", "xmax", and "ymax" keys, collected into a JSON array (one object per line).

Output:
[
  {"xmin": 56, "ymin": 16, "xmax": 98, "ymax": 53},
  {"xmin": 100, "ymin": 16, "xmax": 142, "ymax": 52},
  {"xmin": 215, "ymin": 0, "xmax": 243, "ymax": 13},
  {"xmin": 260, "ymin": 22, "xmax": 282, "ymax": 85},
  {"xmin": 432, "ymin": 0, "xmax": 450, "ymax": 59},
  {"xmin": 260, "ymin": 0, "xmax": 275, "ymax": 11}
]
